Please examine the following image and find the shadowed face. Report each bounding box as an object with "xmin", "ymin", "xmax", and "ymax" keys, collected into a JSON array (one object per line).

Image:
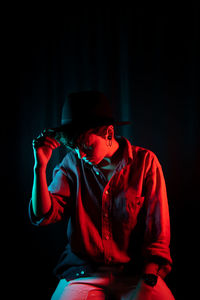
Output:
[{"xmin": 75, "ymin": 126, "xmax": 112, "ymax": 165}]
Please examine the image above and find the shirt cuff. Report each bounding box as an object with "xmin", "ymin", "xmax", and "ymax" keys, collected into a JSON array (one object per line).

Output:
[
  {"xmin": 143, "ymin": 262, "xmax": 159, "ymax": 276},
  {"xmin": 28, "ymin": 199, "xmax": 53, "ymax": 226},
  {"xmin": 143, "ymin": 262, "xmax": 172, "ymax": 279}
]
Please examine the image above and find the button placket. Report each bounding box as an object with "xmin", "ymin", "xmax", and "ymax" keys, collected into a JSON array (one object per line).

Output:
[
  {"xmin": 102, "ymin": 185, "xmax": 113, "ymax": 264},
  {"xmin": 92, "ymin": 166, "xmax": 107, "ymax": 182}
]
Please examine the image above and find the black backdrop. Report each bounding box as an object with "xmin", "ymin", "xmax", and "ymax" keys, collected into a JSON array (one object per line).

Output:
[{"xmin": 6, "ymin": 5, "xmax": 199, "ymax": 300}]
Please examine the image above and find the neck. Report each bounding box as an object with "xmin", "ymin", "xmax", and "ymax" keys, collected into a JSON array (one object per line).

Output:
[{"xmin": 104, "ymin": 139, "xmax": 120, "ymax": 165}]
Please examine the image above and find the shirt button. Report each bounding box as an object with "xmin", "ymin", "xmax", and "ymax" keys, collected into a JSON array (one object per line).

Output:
[
  {"xmin": 105, "ymin": 190, "xmax": 109, "ymax": 195},
  {"xmin": 105, "ymin": 235, "xmax": 110, "ymax": 240},
  {"xmin": 104, "ymin": 213, "xmax": 108, "ymax": 218}
]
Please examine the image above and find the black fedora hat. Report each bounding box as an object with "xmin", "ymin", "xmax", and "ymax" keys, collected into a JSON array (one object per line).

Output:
[{"xmin": 54, "ymin": 91, "xmax": 131, "ymax": 134}]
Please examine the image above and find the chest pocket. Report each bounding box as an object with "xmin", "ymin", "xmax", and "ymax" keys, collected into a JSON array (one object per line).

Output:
[{"xmin": 112, "ymin": 187, "xmax": 145, "ymax": 228}]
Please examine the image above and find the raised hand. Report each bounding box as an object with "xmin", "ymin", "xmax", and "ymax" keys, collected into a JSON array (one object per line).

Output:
[{"xmin": 32, "ymin": 129, "xmax": 61, "ymax": 169}]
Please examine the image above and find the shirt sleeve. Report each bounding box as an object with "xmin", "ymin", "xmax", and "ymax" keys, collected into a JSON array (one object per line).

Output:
[
  {"xmin": 29, "ymin": 164, "xmax": 73, "ymax": 226},
  {"xmin": 143, "ymin": 153, "xmax": 173, "ymax": 278}
]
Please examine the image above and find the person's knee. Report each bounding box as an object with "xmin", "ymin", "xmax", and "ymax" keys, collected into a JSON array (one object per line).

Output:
[{"xmin": 51, "ymin": 279, "xmax": 68, "ymax": 300}]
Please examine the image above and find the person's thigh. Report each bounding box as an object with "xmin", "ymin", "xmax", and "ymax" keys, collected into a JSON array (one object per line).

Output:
[
  {"xmin": 51, "ymin": 278, "xmax": 107, "ymax": 300},
  {"xmin": 114, "ymin": 276, "xmax": 175, "ymax": 300},
  {"xmin": 51, "ymin": 275, "xmax": 175, "ymax": 300}
]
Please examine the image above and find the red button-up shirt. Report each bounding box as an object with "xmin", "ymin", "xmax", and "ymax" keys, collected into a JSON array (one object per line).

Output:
[{"xmin": 29, "ymin": 136, "xmax": 172, "ymax": 279}]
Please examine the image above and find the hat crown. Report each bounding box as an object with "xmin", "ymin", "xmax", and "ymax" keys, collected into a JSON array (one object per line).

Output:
[{"xmin": 61, "ymin": 91, "xmax": 115, "ymax": 126}]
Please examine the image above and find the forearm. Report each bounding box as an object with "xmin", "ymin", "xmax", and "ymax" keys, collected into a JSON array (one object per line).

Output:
[{"xmin": 31, "ymin": 165, "xmax": 52, "ymax": 218}]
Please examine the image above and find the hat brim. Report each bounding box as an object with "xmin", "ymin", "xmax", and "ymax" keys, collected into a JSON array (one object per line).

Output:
[{"xmin": 52, "ymin": 119, "xmax": 131, "ymax": 133}]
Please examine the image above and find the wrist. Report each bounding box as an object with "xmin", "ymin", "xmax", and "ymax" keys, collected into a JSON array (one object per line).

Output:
[{"xmin": 34, "ymin": 164, "xmax": 47, "ymax": 173}]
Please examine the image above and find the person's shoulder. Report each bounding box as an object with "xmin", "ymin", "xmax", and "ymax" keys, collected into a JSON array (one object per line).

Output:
[
  {"xmin": 131, "ymin": 144, "xmax": 160, "ymax": 166},
  {"xmin": 120, "ymin": 136, "xmax": 159, "ymax": 164},
  {"xmin": 132, "ymin": 144, "xmax": 156, "ymax": 157},
  {"xmin": 60, "ymin": 149, "xmax": 79, "ymax": 169}
]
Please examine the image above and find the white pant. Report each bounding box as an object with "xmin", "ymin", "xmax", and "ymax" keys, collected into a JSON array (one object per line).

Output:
[{"xmin": 51, "ymin": 274, "xmax": 175, "ymax": 300}]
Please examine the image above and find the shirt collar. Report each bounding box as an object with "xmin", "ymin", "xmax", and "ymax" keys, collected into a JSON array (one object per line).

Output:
[{"xmin": 115, "ymin": 135, "xmax": 133, "ymax": 166}]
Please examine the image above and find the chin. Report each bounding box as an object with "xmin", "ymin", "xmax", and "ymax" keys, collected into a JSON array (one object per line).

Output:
[
  {"xmin": 95, "ymin": 158, "xmax": 104, "ymax": 165},
  {"xmin": 88, "ymin": 157, "xmax": 100, "ymax": 165}
]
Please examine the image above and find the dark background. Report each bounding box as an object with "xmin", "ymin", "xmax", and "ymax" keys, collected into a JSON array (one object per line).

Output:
[{"xmin": 5, "ymin": 5, "xmax": 199, "ymax": 300}]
